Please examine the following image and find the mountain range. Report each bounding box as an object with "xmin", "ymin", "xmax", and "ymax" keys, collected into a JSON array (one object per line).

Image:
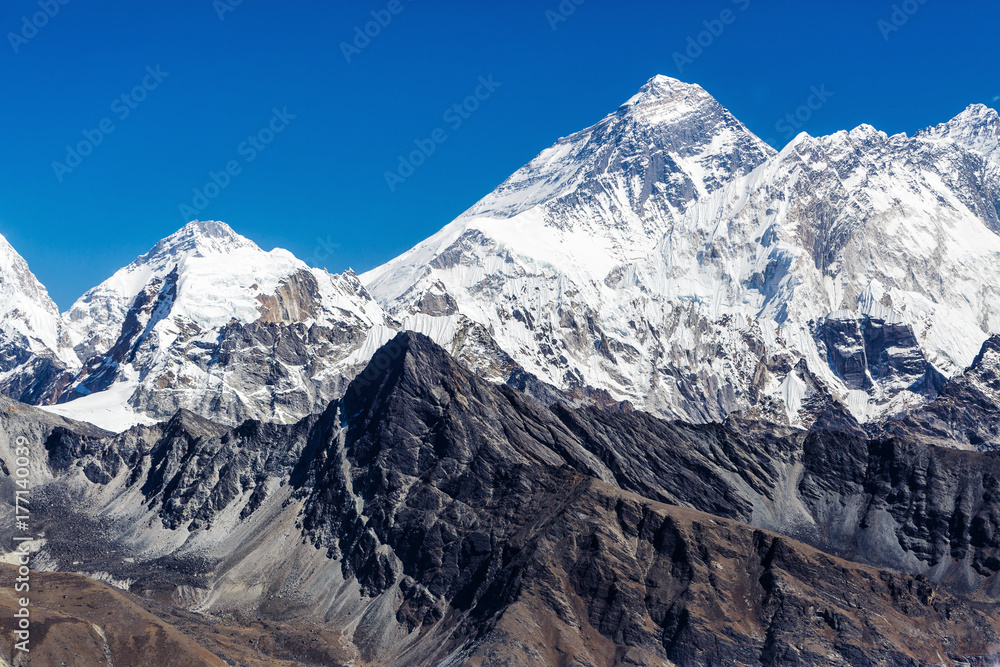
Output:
[
  {"xmin": 4, "ymin": 76, "xmax": 1000, "ymax": 436},
  {"xmin": 2, "ymin": 75, "xmax": 1000, "ymax": 665}
]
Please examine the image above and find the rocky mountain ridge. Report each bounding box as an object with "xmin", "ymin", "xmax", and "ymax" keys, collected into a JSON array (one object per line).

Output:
[{"xmin": 4, "ymin": 333, "xmax": 1000, "ymax": 665}]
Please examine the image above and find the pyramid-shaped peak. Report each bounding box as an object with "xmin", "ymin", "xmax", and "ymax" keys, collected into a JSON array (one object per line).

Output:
[
  {"xmin": 642, "ymin": 74, "xmax": 706, "ymax": 95},
  {"xmin": 620, "ymin": 75, "xmax": 711, "ymax": 110},
  {"xmin": 142, "ymin": 220, "xmax": 260, "ymax": 265},
  {"xmin": 181, "ymin": 219, "xmax": 242, "ymax": 239},
  {"xmin": 342, "ymin": 331, "xmax": 473, "ymax": 415},
  {"xmin": 170, "ymin": 219, "xmax": 253, "ymax": 248}
]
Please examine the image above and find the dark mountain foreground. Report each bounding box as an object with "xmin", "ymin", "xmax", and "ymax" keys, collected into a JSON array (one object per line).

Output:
[{"xmin": 2, "ymin": 332, "xmax": 1000, "ymax": 665}]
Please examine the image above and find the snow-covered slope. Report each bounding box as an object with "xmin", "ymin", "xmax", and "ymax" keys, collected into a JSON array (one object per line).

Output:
[
  {"xmin": 368, "ymin": 76, "xmax": 773, "ymax": 300},
  {"xmin": 611, "ymin": 123, "xmax": 1000, "ymax": 421},
  {"xmin": 0, "ymin": 231, "xmax": 79, "ymax": 403},
  {"xmin": 363, "ymin": 75, "xmax": 777, "ymax": 412},
  {"xmin": 6, "ymin": 78, "xmax": 1000, "ymax": 430},
  {"xmin": 48, "ymin": 221, "xmax": 398, "ymax": 428},
  {"xmin": 363, "ymin": 77, "xmax": 1000, "ymax": 424},
  {"xmin": 63, "ymin": 220, "xmax": 263, "ymax": 361}
]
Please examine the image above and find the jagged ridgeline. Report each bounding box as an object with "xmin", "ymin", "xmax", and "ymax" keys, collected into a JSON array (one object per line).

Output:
[{"xmin": 1, "ymin": 332, "xmax": 1000, "ymax": 665}]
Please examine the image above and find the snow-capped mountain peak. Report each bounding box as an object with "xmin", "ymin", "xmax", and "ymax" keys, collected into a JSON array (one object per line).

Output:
[
  {"xmin": 362, "ymin": 76, "xmax": 781, "ymax": 417},
  {"xmin": 450, "ymin": 75, "xmax": 773, "ymax": 222},
  {"xmin": 362, "ymin": 79, "xmax": 1000, "ymax": 427},
  {"xmin": 6, "ymin": 78, "xmax": 999, "ymax": 434},
  {"xmin": 63, "ymin": 220, "xmax": 270, "ymax": 360},
  {"xmin": 142, "ymin": 219, "xmax": 259, "ymax": 262},
  {"xmin": 617, "ymin": 74, "xmax": 714, "ymax": 121},
  {"xmin": 917, "ymin": 103, "xmax": 1000, "ymax": 165},
  {"xmin": 46, "ymin": 220, "xmax": 398, "ymax": 429}
]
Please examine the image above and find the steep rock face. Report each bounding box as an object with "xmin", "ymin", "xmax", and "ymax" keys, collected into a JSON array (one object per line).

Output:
[
  {"xmin": 45, "ymin": 220, "xmax": 400, "ymax": 429},
  {"xmin": 460, "ymin": 490, "xmax": 1000, "ymax": 667},
  {"xmin": 797, "ymin": 407, "xmax": 1000, "ymax": 593},
  {"xmin": 0, "ymin": 231, "xmax": 79, "ymax": 404},
  {"xmin": 881, "ymin": 334, "xmax": 1000, "ymax": 450},
  {"xmin": 204, "ymin": 336, "xmax": 1000, "ymax": 610},
  {"xmin": 815, "ymin": 312, "xmax": 944, "ymax": 396},
  {"xmin": 8, "ymin": 334, "xmax": 1000, "ymax": 665}
]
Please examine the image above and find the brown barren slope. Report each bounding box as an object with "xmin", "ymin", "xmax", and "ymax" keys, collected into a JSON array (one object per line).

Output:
[{"xmin": 0, "ymin": 565, "xmax": 228, "ymax": 666}]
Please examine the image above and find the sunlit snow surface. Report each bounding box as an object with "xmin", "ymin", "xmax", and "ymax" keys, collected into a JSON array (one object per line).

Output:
[
  {"xmin": 0, "ymin": 233, "xmax": 79, "ymax": 368},
  {"xmin": 40, "ymin": 382, "xmax": 157, "ymax": 432}
]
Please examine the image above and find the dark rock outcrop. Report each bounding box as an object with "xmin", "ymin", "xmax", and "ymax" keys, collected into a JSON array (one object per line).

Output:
[{"xmin": 882, "ymin": 334, "xmax": 1000, "ymax": 450}]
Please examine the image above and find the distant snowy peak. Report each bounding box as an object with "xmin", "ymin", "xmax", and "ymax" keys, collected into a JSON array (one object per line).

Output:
[
  {"xmin": 361, "ymin": 78, "xmax": 1000, "ymax": 427},
  {"xmin": 65, "ymin": 220, "xmax": 316, "ymax": 360},
  {"xmin": 617, "ymin": 106, "xmax": 1000, "ymax": 409},
  {"xmin": 136, "ymin": 219, "xmax": 260, "ymax": 265},
  {"xmin": 359, "ymin": 76, "xmax": 790, "ymax": 424},
  {"xmin": 72, "ymin": 219, "xmax": 261, "ymax": 311},
  {"xmin": 366, "ymin": 75, "xmax": 775, "ymax": 307},
  {"xmin": 617, "ymin": 74, "xmax": 715, "ymax": 121},
  {"xmin": 64, "ymin": 220, "xmax": 392, "ymax": 358},
  {"xmin": 917, "ymin": 103, "xmax": 1000, "ymax": 165}
]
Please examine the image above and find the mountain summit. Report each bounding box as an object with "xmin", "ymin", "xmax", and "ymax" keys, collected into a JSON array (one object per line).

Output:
[
  {"xmin": 142, "ymin": 219, "xmax": 259, "ymax": 260},
  {"xmin": 454, "ymin": 73, "xmax": 773, "ymax": 224},
  {"xmin": 42, "ymin": 220, "xmax": 397, "ymax": 429},
  {"xmin": 64, "ymin": 220, "xmax": 294, "ymax": 361},
  {"xmin": 363, "ymin": 77, "xmax": 1000, "ymax": 425},
  {"xmin": 362, "ymin": 76, "xmax": 776, "ymax": 418},
  {"xmin": 617, "ymin": 73, "xmax": 715, "ymax": 117}
]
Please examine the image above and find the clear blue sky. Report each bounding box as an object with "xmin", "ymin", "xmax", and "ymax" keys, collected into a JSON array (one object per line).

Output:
[{"xmin": 1, "ymin": 0, "xmax": 997, "ymax": 308}]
